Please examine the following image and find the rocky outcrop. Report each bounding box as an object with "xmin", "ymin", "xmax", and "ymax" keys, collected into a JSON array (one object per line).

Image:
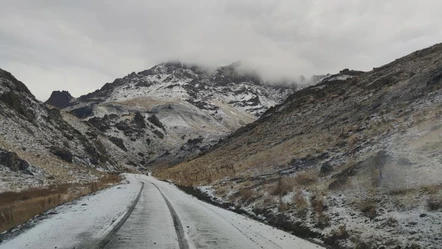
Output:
[
  {"xmin": 0, "ymin": 149, "xmax": 32, "ymax": 175},
  {"xmin": 50, "ymin": 146, "xmax": 73, "ymax": 163},
  {"xmin": 108, "ymin": 136, "xmax": 127, "ymax": 151},
  {"xmin": 319, "ymin": 162, "xmax": 333, "ymax": 175},
  {"xmin": 45, "ymin": 91, "xmax": 74, "ymax": 109}
]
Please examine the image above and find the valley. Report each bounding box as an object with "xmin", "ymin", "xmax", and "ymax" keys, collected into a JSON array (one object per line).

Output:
[{"xmin": 1, "ymin": 44, "xmax": 442, "ymax": 248}]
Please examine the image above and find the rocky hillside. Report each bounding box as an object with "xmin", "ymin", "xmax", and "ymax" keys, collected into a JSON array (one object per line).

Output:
[
  {"xmin": 158, "ymin": 44, "xmax": 442, "ymax": 248},
  {"xmin": 0, "ymin": 69, "xmax": 130, "ymax": 192},
  {"xmin": 58, "ymin": 62, "xmax": 296, "ymax": 168}
]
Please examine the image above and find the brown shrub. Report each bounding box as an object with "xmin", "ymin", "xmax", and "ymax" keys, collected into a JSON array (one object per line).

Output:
[
  {"xmin": 324, "ymin": 224, "xmax": 350, "ymax": 247},
  {"xmin": 358, "ymin": 199, "xmax": 377, "ymax": 219},
  {"xmin": 333, "ymin": 224, "xmax": 349, "ymax": 239},
  {"xmin": 238, "ymin": 188, "xmax": 254, "ymax": 201},
  {"xmin": 316, "ymin": 213, "xmax": 331, "ymax": 229},
  {"xmin": 310, "ymin": 191, "xmax": 330, "ymax": 228},
  {"xmin": 294, "ymin": 172, "xmax": 316, "ymax": 186},
  {"xmin": 98, "ymin": 173, "xmax": 121, "ymax": 185},
  {"xmin": 262, "ymin": 195, "xmax": 274, "ymax": 207},
  {"xmin": 278, "ymin": 202, "xmax": 291, "ymax": 212},
  {"xmin": 423, "ymin": 184, "xmax": 442, "ymax": 195},
  {"xmin": 310, "ymin": 191, "xmax": 326, "ymax": 214},
  {"xmin": 271, "ymin": 177, "xmax": 296, "ymax": 197},
  {"xmin": 294, "ymin": 189, "xmax": 308, "ymax": 217}
]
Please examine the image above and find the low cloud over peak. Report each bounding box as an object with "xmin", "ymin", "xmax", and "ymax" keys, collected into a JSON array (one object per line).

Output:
[{"xmin": 1, "ymin": 0, "xmax": 442, "ymax": 100}]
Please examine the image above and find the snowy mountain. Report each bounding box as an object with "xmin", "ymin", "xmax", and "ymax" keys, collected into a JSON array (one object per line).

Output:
[{"xmin": 59, "ymin": 62, "xmax": 297, "ymax": 168}]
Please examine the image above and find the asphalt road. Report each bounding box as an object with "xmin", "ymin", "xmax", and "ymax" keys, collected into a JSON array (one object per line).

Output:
[
  {"xmin": 104, "ymin": 175, "xmax": 323, "ymax": 249},
  {"xmin": 0, "ymin": 174, "xmax": 323, "ymax": 249}
]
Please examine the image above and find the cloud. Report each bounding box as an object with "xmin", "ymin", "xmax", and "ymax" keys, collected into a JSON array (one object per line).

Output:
[{"xmin": 1, "ymin": 0, "xmax": 442, "ymax": 100}]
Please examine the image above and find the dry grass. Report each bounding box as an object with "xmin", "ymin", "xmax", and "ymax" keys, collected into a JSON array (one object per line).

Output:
[
  {"xmin": 427, "ymin": 196, "xmax": 442, "ymax": 211},
  {"xmin": 0, "ymin": 174, "xmax": 121, "ymax": 233},
  {"xmin": 238, "ymin": 188, "xmax": 254, "ymax": 201},
  {"xmin": 294, "ymin": 171, "xmax": 317, "ymax": 186},
  {"xmin": 310, "ymin": 190, "xmax": 330, "ymax": 228},
  {"xmin": 310, "ymin": 191, "xmax": 326, "ymax": 214},
  {"xmin": 293, "ymin": 189, "xmax": 309, "ymax": 217},
  {"xmin": 261, "ymin": 194, "xmax": 275, "ymax": 207},
  {"xmin": 156, "ymin": 130, "xmax": 333, "ymax": 187},
  {"xmin": 278, "ymin": 201, "xmax": 291, "ymax": 212},
  {"xmin": 271, "ymin": 177, "xmax": 296, "ymax": 197},
  {"xmin": 387, "ymin": 183, "xmax": 442, "ymax": 211},
  {"xmin": 357, "ymin": 198, "xmax": 377, "ymax": 219},
  {"xmin": 328, "ymin": 224, "xmax": 350, "ymax": 242}
]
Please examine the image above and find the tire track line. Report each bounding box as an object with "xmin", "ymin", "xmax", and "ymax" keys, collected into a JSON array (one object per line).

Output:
[
  {"xmin": 98, "ymin": 179, "xmax": 144, "ymax": 249},
  {"xmin": 149, "ymin": 181, "xmax": 190, "ymax": 249}
]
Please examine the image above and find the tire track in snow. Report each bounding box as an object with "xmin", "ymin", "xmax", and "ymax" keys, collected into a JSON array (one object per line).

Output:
[
  {"xmin": 98, "ymin": 179, "xmax": 144, "ymax": 249},
  {"xmin": 150, "ymin": 181, "xmax": 190, "ymax": 249}
]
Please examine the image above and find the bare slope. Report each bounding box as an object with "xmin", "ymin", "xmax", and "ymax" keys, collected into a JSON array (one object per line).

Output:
[{"xmin": 158, "ymin": 43, "xmax": 442, "ymax": 248}]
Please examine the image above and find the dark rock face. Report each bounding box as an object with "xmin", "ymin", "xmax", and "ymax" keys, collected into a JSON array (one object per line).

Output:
[
  {"xmin": 115, "ymin": 121, "xmax": 131, "ymax": 131},
  {"xmin": 0, "ymin": 91, "xmax": 35, "ymax": 121},
  {"xmin": 133, "ymin": 112, "xmax": 147, "ymax": 129},
  {"xmin": 108, "ymin": 136, "xmax": 127, "ymax": 151},
  {"xmin": 50, "ymin": 147, "xmax": 73, "ymax": 163},
  {"xmin": 69, "ymin": 106, "xmax": 94, "ymax": 118},
  {"xmin": 320, "ymin": 162, "xmax": 334, "ymax": 175},
  {"xmin": 45, "ymin": 91, "xmax": 74, "ymax": 109},
  {"xmin": 153, "ymin": 130, "xmax": 164, "ymax": 139},
  {"xmin": 88, "ymin": 115, "xmax": 111, "ymax": 132},
  {"xmin": 147, "ymin": 114, "xmax": 164, "ymax": 130},
  {"xmin": 339, "ymin": 68, "xmax": 365, "ymax": 76},
  {"xmin": 0, "ymin": 149, "xmax": 32, "ymax": 175}
]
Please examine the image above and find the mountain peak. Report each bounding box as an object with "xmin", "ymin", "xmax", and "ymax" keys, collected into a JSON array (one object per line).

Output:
[{"xmin": 45, "ymin": 90, "xmax": 75, "ymax": 109}]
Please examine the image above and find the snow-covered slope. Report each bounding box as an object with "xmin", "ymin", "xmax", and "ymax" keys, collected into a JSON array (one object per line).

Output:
[
  {"xmin": 0, "ymin": 69, "xmax": 128, "ymax": 192},
  {"xmin": 62, "ymin": 62, "xmax": 297, "ymax": 168}
]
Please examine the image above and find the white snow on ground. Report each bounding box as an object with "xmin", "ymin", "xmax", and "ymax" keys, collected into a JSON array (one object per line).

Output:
[{"xmin": 0, "ymin": 174, "xmax": 142, "ymax": 249}]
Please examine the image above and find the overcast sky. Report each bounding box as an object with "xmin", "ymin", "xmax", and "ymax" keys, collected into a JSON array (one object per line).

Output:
[{"xmin": 1, "ymin": 0, "xmax": 442, "ymax": 100}]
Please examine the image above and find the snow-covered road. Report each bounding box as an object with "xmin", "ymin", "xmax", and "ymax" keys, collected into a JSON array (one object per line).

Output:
[{"xmin": 0, "ymin": 174, "xmax": 323, "ymax": 249}]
